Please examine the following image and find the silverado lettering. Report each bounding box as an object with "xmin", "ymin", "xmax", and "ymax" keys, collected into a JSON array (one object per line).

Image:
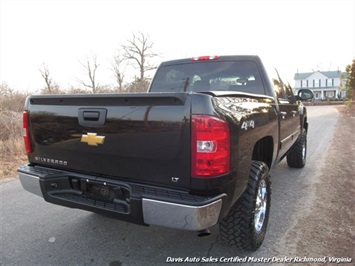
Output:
[{"xmin": 18, "ymin": 55, "xmax": 313, "ymax": 251}]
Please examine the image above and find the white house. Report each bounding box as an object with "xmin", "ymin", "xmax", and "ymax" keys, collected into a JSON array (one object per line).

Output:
[{"xmin": 294, "ymin": 70, "xmax": 347, "ymax": 100}]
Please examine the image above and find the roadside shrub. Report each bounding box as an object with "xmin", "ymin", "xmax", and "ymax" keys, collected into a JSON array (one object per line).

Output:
[
  {"xmin": 0, "ymin": 137, "xmax": 27, "ymax": 177},
  {"xmin": 0, "ymin": 111, "xmax": 23, "ymax": 141},
  {"xmin": 0, "ymin": 110, "xmax": 27, "ymax": 177},
  {"xmin": 0, "ymin": 83, "xmax": 27, "ymax": 113},
  {"xmin": 0, "ymin": 83, "xmax": 28, "ymax": 178}
]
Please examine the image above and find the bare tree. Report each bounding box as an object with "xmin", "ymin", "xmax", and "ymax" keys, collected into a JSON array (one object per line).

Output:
[
  {"xmin": 112, "ymin": 53, "xmax": 126, "ymax": 92},
  {"xmin": 78, "ymin": 54, "xmax": 100, "ymax": 93},
  {"xmin": 39, "ymin": 63, "xmax": 61, "ymax": 94},
  {"xmin": 122, "ymin": 32, "xmax": 158, "ymax": 82},
  {"xmin": 39, "ymin": 63, "xmax": 54, "ymax": 93}
]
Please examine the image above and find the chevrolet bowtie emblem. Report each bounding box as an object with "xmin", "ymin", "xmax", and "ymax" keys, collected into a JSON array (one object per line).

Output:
[{"xmin": 81, "ymin": 133, "xmax": 105, "ymax": 146}]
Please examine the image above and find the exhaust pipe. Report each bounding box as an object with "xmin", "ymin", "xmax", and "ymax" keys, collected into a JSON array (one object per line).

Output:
[{"xmin": 197, "ymin": 229, "xmax": 211, "ymax": 237}]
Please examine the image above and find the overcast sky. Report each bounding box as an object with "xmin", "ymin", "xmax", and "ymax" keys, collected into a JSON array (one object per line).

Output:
[{"xmin": 0, "ymin": 0, "xmax": 354, "ymax": 92}]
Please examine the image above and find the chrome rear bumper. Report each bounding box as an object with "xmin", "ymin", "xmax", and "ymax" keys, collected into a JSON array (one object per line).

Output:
[
  {"xmin": 18, "ymin": 168, "xmax": 224, "ymax": 231},
  {"xmin": 142, "ymin": 198, "xmax": 222, "ymax": 231},
  {"xmin": 19, "ymin": 172, "xmax": 43, "ymax": 197}
]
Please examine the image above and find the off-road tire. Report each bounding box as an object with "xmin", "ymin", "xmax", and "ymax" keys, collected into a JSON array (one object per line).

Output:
[
  {"xmin": 287, "ymin": 129, "xmax": 307, "ymax": 168},
  {"xmin": 219, "ymin": 161, "xmax": 271, "ymax": 251}
]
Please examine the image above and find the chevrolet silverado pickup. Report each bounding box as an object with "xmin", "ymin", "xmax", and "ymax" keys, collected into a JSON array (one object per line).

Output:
[{"xmin": 18, "ymin": 55, "xmax": 313, "ymax": 251}]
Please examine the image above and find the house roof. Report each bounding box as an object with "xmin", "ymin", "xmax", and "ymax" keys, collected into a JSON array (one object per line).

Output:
[{"xmin": 294, "ymin": 70, "xmax": 348, "ymax": 80}]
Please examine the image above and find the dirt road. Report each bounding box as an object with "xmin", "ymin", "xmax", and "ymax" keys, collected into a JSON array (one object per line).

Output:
[{"xmin": 273, "ymin": 105, "xmax": 354, "ymax": 261}]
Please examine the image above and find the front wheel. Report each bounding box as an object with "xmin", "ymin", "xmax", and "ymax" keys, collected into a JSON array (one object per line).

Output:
[
  {"xmin": 219, "ymin": 161, "xmax": 271, "ymax": 251},
  {"xmin": 287, "ymin": 128, "xmax": 307, "ymax": 168}
]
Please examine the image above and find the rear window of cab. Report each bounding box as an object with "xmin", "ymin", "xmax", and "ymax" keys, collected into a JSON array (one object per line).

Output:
[{"xmin": 150, "ymin": 60, "xmax": 265, "ymax": 95}]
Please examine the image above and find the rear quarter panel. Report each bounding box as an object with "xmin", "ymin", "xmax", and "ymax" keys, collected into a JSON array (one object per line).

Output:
[{"xmin": 191, "ymin": 93, "xmax": 278, "ymax": 206}]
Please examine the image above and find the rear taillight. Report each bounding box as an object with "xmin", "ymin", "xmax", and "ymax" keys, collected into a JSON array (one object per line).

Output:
[
  {"xmin": 191, "ymin": 115, "xmax": 230, "ymax": 178},
  {"xmin": 23, "ymin": 111, "xmax": 32, "ymax": 154}
]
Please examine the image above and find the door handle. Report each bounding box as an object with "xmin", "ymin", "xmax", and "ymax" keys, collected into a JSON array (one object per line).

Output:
[
  {"xmin": 280, "ymin": 111, "xmax": 287, "ymax": 119},
  {"xmin": 291, "ymin": 111, "xmax": 297, "ymax": 117}
]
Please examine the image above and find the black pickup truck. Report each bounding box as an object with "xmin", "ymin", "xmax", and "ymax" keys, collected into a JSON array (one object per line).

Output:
[{"xmin": 18, "ymin": 55, "xmax": 313, "ymax": 251}]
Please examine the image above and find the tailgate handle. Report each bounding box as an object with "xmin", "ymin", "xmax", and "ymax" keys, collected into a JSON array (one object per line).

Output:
[
  {"xmin": 79, "ymin": 108, "xmax": 107, "ymax": 127},
  {"xmin": 83, "ymin": 111, "xmax": 100, "ymax": 121}
]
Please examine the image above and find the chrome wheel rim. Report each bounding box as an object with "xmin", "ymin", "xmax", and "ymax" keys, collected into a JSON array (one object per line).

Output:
[
  {"xmin": 302, "ymin": 141, "xmax": 306, "ymax": 161},
  {"xmin": 254, "ymin": 180, "xmax": 267, "ymax": 233}
]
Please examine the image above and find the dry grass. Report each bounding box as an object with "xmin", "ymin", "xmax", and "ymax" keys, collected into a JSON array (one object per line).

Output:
[
  {"xmin": 0, "ymin": 138, "xmax": 28, "ymax": 178},
  {"xmin": 0, "ymin": 84, "xmax": 28, "ymax": 179},
  {"xmin": 0, "ymin": 111, "xmax": 28, "ymax": 178}
]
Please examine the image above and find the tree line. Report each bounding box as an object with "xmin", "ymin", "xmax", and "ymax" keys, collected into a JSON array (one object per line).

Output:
[{"xmin": 39, "ymin": 32, "xmax": 158, "ymax": 94}]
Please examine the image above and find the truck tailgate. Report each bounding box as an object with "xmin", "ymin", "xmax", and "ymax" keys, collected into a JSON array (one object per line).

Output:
[{"xmin": 26, "ymin": 93, "xmax": 191, "ymax": 189}]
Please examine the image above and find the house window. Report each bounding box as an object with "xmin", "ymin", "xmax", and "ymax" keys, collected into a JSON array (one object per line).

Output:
[
  {"xmin": 319, "ymin": 79, "xmax": 321, "ymax": 87},
  {"xmin": 314, "ymin": 79, "xmax": 319, "ymax": 87},
  {"xmin": 306, "ymin": 80, "xmax": 309, "ymax": 87},
  {"xmin": 327, "ymin": 79, "xmax": 333, "ymax": 87},
  {"xmin": 300, "ymin": 80, "xmax": 303, "ymax": 87}
]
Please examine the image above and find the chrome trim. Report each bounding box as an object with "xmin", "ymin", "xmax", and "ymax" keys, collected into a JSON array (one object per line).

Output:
[
  {"xmin": 142, "ymin": 198, "xmax": 222, "ymax": 231},
  {"xmin": 18, "ymin": 172, "xmax": 43, "ymax": 197}
]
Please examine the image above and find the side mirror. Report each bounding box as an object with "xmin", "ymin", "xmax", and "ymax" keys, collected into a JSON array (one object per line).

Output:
[{"xmin": 296, "ymin": 89, "xmax": 314, "ymax": 101}]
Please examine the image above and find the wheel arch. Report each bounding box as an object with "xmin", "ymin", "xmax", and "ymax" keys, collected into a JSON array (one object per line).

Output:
[{"xmin": 252, "ymin": 136, "xmax": 274, "ymax": 169}]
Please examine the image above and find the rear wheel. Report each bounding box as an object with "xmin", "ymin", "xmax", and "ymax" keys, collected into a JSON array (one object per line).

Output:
[
  {"xmin": 287, "ymin": 128, "xmax": 307, "ymax": 168},
  {"xmin": 219, "ymin": 161, "xmax": 271, "ymax": 251}
]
